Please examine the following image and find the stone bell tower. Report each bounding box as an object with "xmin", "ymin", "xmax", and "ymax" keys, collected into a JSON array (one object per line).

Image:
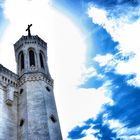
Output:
[{"xmin": 14, "ymin": 25, "xmax": 62, "ymax": 140}]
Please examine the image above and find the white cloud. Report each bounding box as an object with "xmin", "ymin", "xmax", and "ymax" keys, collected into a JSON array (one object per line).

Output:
[
  {"xmin": 78, "ymin": 135, "xmax": 98, "ymax": 140},
  {"xmin": 80, "ymin": 66, "xmax": 97, "ymax": 83},
  {"xmin": 81, "ymin": 126, "xmax": 99, "ymax": 140},
  {"xmin": 0, "ymin": 0, "xmax": 112, "ymax": 139},
  {"xmin": 67, "ymin": 124, "xmax": 99, "ymax": 140},
  {"xmin": 88, "ymin": 4, "xmax": 140, "ymax": 87},
  {"xmin": 108, "ymin": 119, "xmax": 124, "ymax": 130},
  {"xmin": 103, "ymin": 118, "xmax": 140, "ymax": 140},
  {"xmin": 57, "ymin": 83, "xmax": 113, "ymax": 138},
  {"xmin": 94, "ymin": 53, "xmax": 114, "ymax": 67},
  {"xmin": 127, "ymin": 75, "xmax": 140, "ymax": 87}
]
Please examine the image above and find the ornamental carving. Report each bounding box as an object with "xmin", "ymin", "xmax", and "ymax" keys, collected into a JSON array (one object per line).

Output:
[{"xmin": 17, "ymin": 73, "xmax": 53, "ymax": 87}]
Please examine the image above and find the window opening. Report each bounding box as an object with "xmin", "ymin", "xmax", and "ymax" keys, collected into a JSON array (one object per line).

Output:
[
  {"xmin": 39, "ymin": 52, "xmax": 44, "ymax": 68},
  {"xmin": 29, "ymin": 50, "xmax": 35, "ymax": 66},
  {"xmin": 21, "ymin": 52, "xmax": 24, "ymax": 70},
  {"xmin": 20, "ymin": 89, "xmax": 23, "ymax": 94},
  {"xmin": 5, "ymin": 77, "xmax": 7, "ymax": 81},
  {"xmin": 46, "ymin": 86, "xmax": 50, "ymax": 92},
  {"xmin": 50, "ymin": 114, "xmax": 57, "ymax": 123},
  {"xmin": 19, "ymin": 119, "xmax": 24, "ymax": 127},
  {"xmin": 18, "ymin": 51, "xmax": 24, "ymax": 70}
]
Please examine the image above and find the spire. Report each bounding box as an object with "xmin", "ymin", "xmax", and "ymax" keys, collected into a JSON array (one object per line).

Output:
[{"xmin": 26, "ymin": 24, "xmax": 32, "ymax": 37}]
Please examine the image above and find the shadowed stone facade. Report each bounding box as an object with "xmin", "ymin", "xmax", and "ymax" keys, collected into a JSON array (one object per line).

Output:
[{"xmin": 0, "ymin": 34, "xmax": 62, "ymax": 140}]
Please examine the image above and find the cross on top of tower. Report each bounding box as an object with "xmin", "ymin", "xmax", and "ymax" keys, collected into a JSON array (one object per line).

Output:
[{"xmin": 26, "ymin": 24, "xmax": 32, "ymax": 37}]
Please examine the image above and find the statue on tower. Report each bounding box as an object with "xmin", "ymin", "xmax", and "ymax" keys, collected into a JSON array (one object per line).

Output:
[{"xmin": 26, "ymin": 24, "xmax": 32, "ymax": 37}]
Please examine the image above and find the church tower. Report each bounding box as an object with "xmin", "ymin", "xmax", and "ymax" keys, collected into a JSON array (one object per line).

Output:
[{"xmin": 14, "ymin": 25, "xmax": 62, "ymax": 140}]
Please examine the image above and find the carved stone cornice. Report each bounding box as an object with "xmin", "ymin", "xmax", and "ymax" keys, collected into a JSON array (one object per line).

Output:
[{"xmin": 17, "ymin": 72, "xmax": 53, "ymax": 87}]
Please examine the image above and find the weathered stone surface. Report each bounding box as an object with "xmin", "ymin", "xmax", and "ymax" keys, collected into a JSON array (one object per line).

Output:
[
  {"xmin": 0, "ymin": 34, "xmax": 62, "ymax": 140},
  {"xmin": 0, "ymin": 84, "xmax": 18, "ymax": 140}
]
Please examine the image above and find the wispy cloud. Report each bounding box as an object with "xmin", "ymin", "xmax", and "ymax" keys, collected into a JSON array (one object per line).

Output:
[
  {"xmin": 88, "ymin": 3, "xmax": 140, "ymax": 87},
  {"xmin": 94, "ymin": 54, "xmax": 114, "ymax": 67},
  {"xmin": 64, "ymin": 1, "xmax": 140, "ymax": 139}
]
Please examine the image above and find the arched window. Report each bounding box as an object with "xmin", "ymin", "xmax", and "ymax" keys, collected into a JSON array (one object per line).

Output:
[
  {"xmin": 19, "ymin": 51, "xmax": 24, "ymax": 70},
  {"xmin": 29, "ymin": 50, "xmax": 35, "ymax": 66},
  {"xmin": 39, "ymin": 52, "xmax": 44, "ymax": 68}
]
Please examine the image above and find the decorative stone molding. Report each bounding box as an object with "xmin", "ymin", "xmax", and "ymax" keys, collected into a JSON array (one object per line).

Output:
[
  {"xmin": 0, "ymin": 77, "xmax": 17, "ymax": 88},
  {"xmin": 29, "ymin": 66, "xmax": 38, "ymax": 71},
  {"xmin": 17, "ymin": 72, "xmax": 53, "ymax": 87}
]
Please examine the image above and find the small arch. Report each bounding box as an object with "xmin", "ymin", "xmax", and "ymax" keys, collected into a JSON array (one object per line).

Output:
[
  {"xmin": 39, "ymin": 51, "xmax": 44, "ymax": 69},
  {"xmin": 18, "ymin": 51, "xmax": 24, "ymax": 70},
  {"xmin": 29, "ymin": 49, "xmax": 35, "ymax": 67}
]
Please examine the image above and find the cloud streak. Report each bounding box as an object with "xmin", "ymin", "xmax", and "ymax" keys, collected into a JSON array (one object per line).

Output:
[
  {"xmin": 69, "ymin": 2, "xmax": 140, "ymax": 139},
  {"xmin": 88, "ymin": 2, "xmax": 140, "ymax": 87}
]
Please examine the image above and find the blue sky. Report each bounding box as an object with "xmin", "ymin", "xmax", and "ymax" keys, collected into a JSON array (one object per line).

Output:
[
  {"xmin": 52, "ymin": 0, "xmax": 140, "ymax": 139},
  {"xmin": 0, "ymin": 0, "xmax": 140, "ymax": 139}
]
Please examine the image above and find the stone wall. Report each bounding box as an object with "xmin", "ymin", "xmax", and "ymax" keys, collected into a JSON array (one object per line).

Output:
[
  {"xmin": 17, "ymin": 72, "xmax": 62, "ymax": 140},
  {"xmin": 0, "ymin": 84, "xmax": 18, "ymax": 140},
  {"xmin": 0, "ymin": 34, "xmax": 63, "ymax": 140}
]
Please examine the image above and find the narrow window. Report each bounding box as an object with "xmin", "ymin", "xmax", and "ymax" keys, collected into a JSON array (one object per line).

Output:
[
  {"xmin": 39, "ymin": 52, "xmax": 44, "ymax": 68},
  {"xmin": 29, "ymin": 50, "xmax": 35, "ymax": 66},
  {"xmin": 5, "ymin": 77, "xmax": 7, "ymax": 81},
  {"xmin": 50, "ymin": 115, "xmax": 57, "ymax": 123},
  {"xmin": 18, "ymin": 51, "xmax": 24, "ymax": 70},
  {"xmin": 21, "ymin": 52, "xmax": 24, "ymax": 69},
  {"xmin": 46, "ymin": 86, "xmax": 50, "ymax": 92},
  {"xmin": 19, "ymin": 119, "xmax": 24, "ymax": 127},
  {"xmin": 20, "ymin": 89, "xmax": 23, "ymax": 94}
]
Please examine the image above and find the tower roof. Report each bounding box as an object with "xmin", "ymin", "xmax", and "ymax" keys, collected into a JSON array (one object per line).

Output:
[{"xmin": 14, "ymin": 35, "xmax": 47, "ymax": 51}]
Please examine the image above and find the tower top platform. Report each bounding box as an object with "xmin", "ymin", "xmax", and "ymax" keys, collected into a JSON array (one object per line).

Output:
[{"xmin": 14, "ymin": 35, "xmax": 47, "ymax": 51}]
